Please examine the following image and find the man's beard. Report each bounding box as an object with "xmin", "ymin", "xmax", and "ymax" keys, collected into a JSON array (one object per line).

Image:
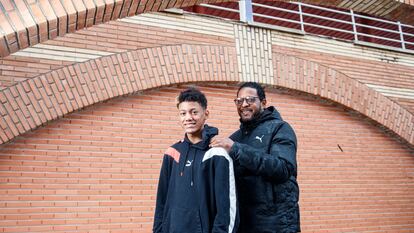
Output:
[{"xmin": 240, "ymin": 108, "xmax": 262, "ymax": 123}]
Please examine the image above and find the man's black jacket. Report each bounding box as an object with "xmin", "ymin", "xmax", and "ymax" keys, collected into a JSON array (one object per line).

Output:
[{"xmin": 230, "ymin": 106, "xmax": 300, "ymax": 233}]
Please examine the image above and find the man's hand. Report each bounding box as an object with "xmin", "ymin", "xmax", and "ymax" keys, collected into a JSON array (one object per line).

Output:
[{"xmin": 210, "ymin": 136, "xmax": 234, "ymax": 153}]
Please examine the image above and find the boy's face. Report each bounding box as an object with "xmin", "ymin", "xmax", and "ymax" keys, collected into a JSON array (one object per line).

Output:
[{"xmin": 178, "ymin": 101, "xmax": 209, "ymax": 138}]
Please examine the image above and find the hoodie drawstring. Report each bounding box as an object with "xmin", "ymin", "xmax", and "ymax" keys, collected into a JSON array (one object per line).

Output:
[
  {"xmin": 190, "ymin": 148, "xmax": 195, "ymax": 186},
  {"xmin": 180, "ymin": 143, "xmax": 190, "ymax": 177},
  {"xmin": 178, "ymin": 125, "xmax": 218, "ymax": 187},
  {"xmin": 179, "ymin": 143, "xmax": 197, "ymax": 187}
]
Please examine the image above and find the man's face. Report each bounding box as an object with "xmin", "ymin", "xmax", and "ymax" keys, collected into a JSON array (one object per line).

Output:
[
  {"xmin": 178, "ymin": 101, "xmax": 209, "ymax": 138},
  {"xmin": 236, "ymin": 87, "xmax": 266, "ymax": 123}
]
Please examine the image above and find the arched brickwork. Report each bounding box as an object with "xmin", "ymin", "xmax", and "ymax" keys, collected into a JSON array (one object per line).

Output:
[
  {"xmin": 273, "ymin": 53, "xmax": 414, "ymax": 146},
  {"xmin": 1, "ymin": 0, "xmax": 414, "ymax": 58},
  {"xmin": 0, "ymin": 44, "xmax": 239, "ymax": 144},
  {"xmin": 0, "ymin": 44, "xmax": 412, "ymax": 146}
]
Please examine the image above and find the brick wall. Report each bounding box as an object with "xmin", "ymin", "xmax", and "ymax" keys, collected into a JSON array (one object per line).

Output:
[
  {"xmin": 0, "ymin": 84, "xmax": 413, "ymax": 232},
  {"xmin": 0, "ymin": 3, "xmax": 413, "ymax": 232}
]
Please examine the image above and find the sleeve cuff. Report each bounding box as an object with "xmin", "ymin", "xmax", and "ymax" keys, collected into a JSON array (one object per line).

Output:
[{"xmin": 229, "ymin": 142, "xmax": 240, "ymax": 161}]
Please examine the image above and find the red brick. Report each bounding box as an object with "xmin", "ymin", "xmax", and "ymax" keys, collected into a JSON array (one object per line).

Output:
[
  {"xmin": 27, "ymin": 3, "xmax": 48, "ymax": 42},
  {"xmin": 91, "ymin": 0, "xmax": 104, "ymax": 24},
  {"xmin": 110, "ymin": 0, "xmax": 123, "ymax": 20},
  {"xmin": 14, "ymin": 0, "xmax": 38, "ymax": 45},
  {"xmin": 60, "ymin": 0, "xmax": 76, "ymax": 32},
  {"xmin": 0, "ymin": 32, "xmax": 10, "ymax": 57},
  {"xmin": 48, "ymin": 0, "xmax": 67, "ymax": 36},
  {"xmin": 102, "ymin": 0, "xmax": 114, "ymax": 23}
]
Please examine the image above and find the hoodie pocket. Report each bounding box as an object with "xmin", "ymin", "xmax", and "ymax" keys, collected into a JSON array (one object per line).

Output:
[{"xmin": 165, "ymin": 207, "xmax": 203, "ymax": 233}]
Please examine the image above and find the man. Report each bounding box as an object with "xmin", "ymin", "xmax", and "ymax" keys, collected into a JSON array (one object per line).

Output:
[
  {"xmin": 153, "ymin": 87, "xmax": 238, "ymax": 233},
  {"xmin": 210, "ymin": 82, "xmax": 300, "ymax": 233}
]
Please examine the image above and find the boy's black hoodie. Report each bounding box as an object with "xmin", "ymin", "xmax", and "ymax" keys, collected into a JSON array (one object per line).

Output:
[{"xmin": 153, "ymin": 125, "xmax": 238, "ymax": 233}]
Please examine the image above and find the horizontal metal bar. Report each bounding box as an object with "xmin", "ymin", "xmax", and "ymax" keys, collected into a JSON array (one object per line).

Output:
[
  {"xmin": 252, "ymin": 2, "xmax": 299, "ymax": 15},
  {"xmin": 248, "ymin": 21, "xmax": 305, "ymax": 35},
  {"xmin": 253, "ymin": 2, "xmax": 353, "ymax": 26},
  {"xmin": 291, "ymin": 2, "xmax": 352, "ymax": 16},
  {"xmin": 352, "ymin": 13, "xmax": 399, "ymax": 26},
  {"xmin": 401, "ymin": 24, "xmax": 414, "ymax": 30},
  {"xmin": 354, "ymin": 15, "xmax": 414, "ymax": 30},
  {"xmin": 253, "ymin": 12, "xmax": 301, "ymax": 24},
  {"xmin": 402, "ymin": 40, "xmax": 414, "ymax": 46},
  {"xmin": 199, "ymin": 3, "xmax": 240, "ymax": 13},
  {"xmin": 301, "ymin": 12, "xmax": 353, "ymax": 25},
  {"xmin": 357, "ymin": 32, "xmax": 402, "ymax": 43},
  {"xmin": 303, "ymin": 22, "xmax": 355, "ymax": 34},
  {"xmin": 355, "ymin": 23, "xmax": 400, "ymax": 34},
  {"xmin": 402, "ymin": 31, "xmax": 414, "ymax": 37}
]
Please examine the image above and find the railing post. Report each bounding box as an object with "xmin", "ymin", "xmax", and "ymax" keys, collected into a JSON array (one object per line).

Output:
[
  {"xmin": 350, "ymin": 9, "xmax": 358, "ymax": 42},
  {"xmin": 298, "ymin": 3, "xmax": 305, "ymax": 33},
  {"xmin": 398, "ymin": 21, "xmax": 406, "ymax": 50},
  {"xmin": 239, "ymin": 0, "xmax": 253, "ymax": 23}
]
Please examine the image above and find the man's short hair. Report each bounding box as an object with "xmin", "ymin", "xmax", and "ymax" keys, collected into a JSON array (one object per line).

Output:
[
  {"xmin": 177, "ymin": 87, "xmax": 208, "ymax": 109},
  {"xmin": 237, "ymin": 82, "xmax": 266, "ymax": 101}
]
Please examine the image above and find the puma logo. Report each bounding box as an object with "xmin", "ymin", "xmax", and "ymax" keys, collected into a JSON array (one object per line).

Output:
[
  {"xmin": 185, "ymin": 160, "xmax": 193, "ymax": 167},
  {"xmin": 255, "ymin": 135, "xmax": 264, "ymax": 143}
]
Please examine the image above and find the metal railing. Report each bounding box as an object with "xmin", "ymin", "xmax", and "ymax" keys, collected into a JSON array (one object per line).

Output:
[{"xmin": 193, "ymin": 0, "xmax": 414, "ymax": 53}]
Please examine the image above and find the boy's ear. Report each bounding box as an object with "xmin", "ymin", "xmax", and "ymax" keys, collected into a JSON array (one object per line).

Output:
[{"xmin": 205, "ymin": 109, "xmax": 209, "ymax": 119}]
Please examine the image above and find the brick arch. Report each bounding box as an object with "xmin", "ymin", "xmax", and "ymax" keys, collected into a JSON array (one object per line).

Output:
[
  {"xmin": 0, "ymin": 44, "xmax": 239, "ymax": 144},
  {"xmin": 272, "ymin": 52, "xmax": 414, "ymax": 146},
  {"xmin": 0, "ymin": 44, "xmax": 412, "ymax": 146},
  {"xmin": 1, "ymin": 0, "xmax": 414, "ymax": 58}
]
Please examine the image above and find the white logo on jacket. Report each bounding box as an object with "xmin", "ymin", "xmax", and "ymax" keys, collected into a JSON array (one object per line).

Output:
[
  {"xmin": 185, "ymin": 160, "xmax": 193, "ymax": 167},
  {"xmin": 255, "ymin": 135, "xmax": 264, "ymax": 143}
]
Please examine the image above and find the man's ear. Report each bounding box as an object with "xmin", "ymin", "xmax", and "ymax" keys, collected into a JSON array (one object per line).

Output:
[
  {"xmin": 205, "ymin": 109, "xmax": 210, "ymax": 119},
  {"xmin": 261, "ymin": 99, "xmax": 267, "ymax": 108}
]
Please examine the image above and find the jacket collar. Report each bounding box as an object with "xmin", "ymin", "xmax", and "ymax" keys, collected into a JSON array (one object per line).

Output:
[
  {"xmin": 183, "ymin": 124, "xmax": 218, "ymax": 150},
  {"xmin": 240, "ymin": 106, "xmax": 282, "ymax": 132}
]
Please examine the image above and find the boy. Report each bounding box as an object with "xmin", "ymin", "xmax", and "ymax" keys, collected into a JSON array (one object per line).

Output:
[{"xmin": 153, "ymin": 87, "xmax": 238, "ymax": 233}]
